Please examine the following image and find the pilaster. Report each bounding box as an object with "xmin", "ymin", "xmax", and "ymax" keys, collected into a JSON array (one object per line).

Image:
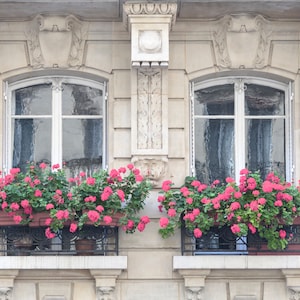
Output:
[{"xmin": 123, "ymin": 2, "xmax": 177, "ymax": 187}]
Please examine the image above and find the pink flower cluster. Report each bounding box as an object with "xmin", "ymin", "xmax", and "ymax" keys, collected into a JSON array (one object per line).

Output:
[{"xmin": 158, "ymin": 168, "xmax": 300, "ymax": 250}]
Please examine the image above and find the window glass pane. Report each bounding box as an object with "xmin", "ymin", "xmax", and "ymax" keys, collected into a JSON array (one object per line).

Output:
[
  {"xmin": 245, "ymin": 84, "xmax": 285, "ymax": 116},
  {"xmin": 12, "ymin": 119, "xmax": 51, "ymax": 170},
  {"xmin": 12, "ymin": 84, "xmax": 52, "ymax": 115},
  {"xmin": 195, "ymin": 118, "xmax": 234, "ymax": 183},
  {"xmin": 63, "ymin": 119, "xmax": 103, "ymax": 176},
  {"xmin": 246, "ymin": 118, "xmax": 285, "ymax": 178},
  {"xmin": 194, "ymin": 84, "xmax": 234, "ymax": 115},
  {"xmin": 62, "ymin": 84, "xmax": 103, "ymax": 115}
]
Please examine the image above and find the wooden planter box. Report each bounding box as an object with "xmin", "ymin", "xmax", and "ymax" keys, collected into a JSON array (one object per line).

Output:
[{"xmin": 0, "ymin": 211, "xmax": 50, "ymax": 227}]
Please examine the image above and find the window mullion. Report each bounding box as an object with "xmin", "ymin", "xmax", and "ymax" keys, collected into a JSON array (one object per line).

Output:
[
  {"xmin": 234, "ymin": 79, "xmax": 246, "ymax": 180},
  {"xmin": 51, "ymin": 80, "xmax": 63, "ymax": 167}
]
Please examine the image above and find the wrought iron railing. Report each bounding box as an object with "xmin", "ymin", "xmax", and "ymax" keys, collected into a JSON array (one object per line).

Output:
[
  {"xmin": 0, "ymin": 225, "xmax": 119, "ymax": 256},
  {"xmin": 181, "ymin": 224, "xmax": 300, "ymax": 255}
]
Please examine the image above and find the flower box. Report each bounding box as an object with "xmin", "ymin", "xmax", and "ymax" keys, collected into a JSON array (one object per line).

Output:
[
  {"xmin": 158, "ymin": 169, "xmax": 300, "ymax": 252},
  {"xmin": 0, "ymin": 211, "xmax": 50, "ymax": 227},
  {"xmin": 0, "ymin": 162, "xmax": 151, "ymax": 240}
]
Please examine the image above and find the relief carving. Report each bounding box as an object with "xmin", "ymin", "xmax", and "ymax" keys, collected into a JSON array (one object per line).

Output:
[
  {"xmin": 137, "ymin": 68, "xmax": 162, "ymax": 150},
  {"xmin": 139, "ymin": 30, "xmax": 162, "ymax": 54},
  {"xmin": 96, "ymin": 287, "xmax": 114, "ymax": 300},
  {"xmin": 213, "ymin": 14, "xmax": 270, "ymax": 69},
  {"xmin": 186, "ymin": 287, "xmax": 203, "ymax": 300},
  {"xmin": 213, "ymin": 15, "xmax": 232, "ymax": 68},
  {"xmin": 26, "ymin": 15, "xmax": 87, "ymax": 68},
  {"xmin": 131, "ymin": 156, "xmax": 168, "ymax": 187},
  {"xmin": 27, "ymin": 15, "xmax": 44, "ymax": 68},
  {"xmin": 0, "ymin": 287, "xmax": 12, "ymax": 300},
  {"xmin": 288, "ymin": 287, "xmax": 300, "ymax": 300}
]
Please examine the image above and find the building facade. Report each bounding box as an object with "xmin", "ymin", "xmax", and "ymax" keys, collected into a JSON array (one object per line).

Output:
[{"xmin": 1, "ymin": 1, "xmax": 300, "ymax": 299}]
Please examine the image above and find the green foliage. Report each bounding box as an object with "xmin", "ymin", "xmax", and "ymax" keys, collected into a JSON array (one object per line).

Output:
[
  {"xmin": 0, "ymin": 163, "xmax": 152, "ymax": 238},
  {"xmin": 158, "ymin": 169, "xmax": 300, "ymax": 250}
]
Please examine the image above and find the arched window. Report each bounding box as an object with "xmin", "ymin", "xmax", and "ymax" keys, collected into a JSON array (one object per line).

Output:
[
  {"xmin": 192, "ymin": 77, "xmax": 293, "ymax": 183},
  {"xmin": 5, "ymin": 76, "xmax": 107, "ymax": 176}
]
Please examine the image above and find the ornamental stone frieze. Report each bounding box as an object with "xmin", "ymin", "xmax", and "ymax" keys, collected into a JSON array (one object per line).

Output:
[
  {"xmin": 131, "ymin": 67, "xmax": 168, "ymax": 156},
  {"xmin": 123, "ymin": 2, "xmax": 177, "ymax": 67},
  {"xmin": 213, "ymin": 14, "xmax": 271, "ymax": 69},
  {"xmin": 26, "ymin": 14, "xmax": 87, "ymax": 69}
]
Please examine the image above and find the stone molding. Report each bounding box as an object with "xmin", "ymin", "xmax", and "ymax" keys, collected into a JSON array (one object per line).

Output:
[
  {"xmin": 26, "ymin": 14, "xmax": 87, "ymax": 69},
  {"xmin": 212, "ymin": 14, "xmax": 271, "ymax": 69},
  {"xmin": 123, "ymin": 2, "xmax": 177, "ymax": 30}
]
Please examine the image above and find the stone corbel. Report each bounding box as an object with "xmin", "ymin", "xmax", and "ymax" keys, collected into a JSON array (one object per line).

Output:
[
  {"xmin": 282, "ymin": 270, "xmax": 300, "ymax": 300},
  {"xmin": 123, "ymin": 2, "xmax": 177, "ymax": 67},
  {"xmin": 0, "ymin": 270, "xmax": 19, "ymax": 300},
  {"xmin": 177, "ymin": 270, "xmax": 210, "ymax": 300},
  {"xmin": 90, "ymin": 269, "xmax": 123, "ymax": 300},
  {"xmin": 131, "ymin": 156, "xmax": 168, "ymax": 187}
]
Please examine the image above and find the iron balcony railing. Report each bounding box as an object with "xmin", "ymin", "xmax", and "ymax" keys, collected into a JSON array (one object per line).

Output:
[
  {"xmin": 181, "ymin": 224, "xmax": 300, "ymax": 255},
  {"xmin": 0, "ymin": 225, "xmax": 119, "ymax": 256}
]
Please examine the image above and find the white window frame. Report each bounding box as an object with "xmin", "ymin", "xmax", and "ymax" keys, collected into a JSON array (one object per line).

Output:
[
  {"xmin": 191, "ymin": 76, "xmax": 293, "ymax": 182},
  {"xmin": 4, "ymin": 76, "xmax": 107, "ymax": 173}
]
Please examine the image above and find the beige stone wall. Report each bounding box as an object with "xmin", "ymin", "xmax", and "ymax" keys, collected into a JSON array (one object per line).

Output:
[{"xmin": 1, "ymin": 9, "xmax": 300, "ymax": 300}]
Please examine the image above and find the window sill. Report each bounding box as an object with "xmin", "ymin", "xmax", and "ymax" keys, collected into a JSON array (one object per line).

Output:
[
  {"xmin": 0, "ymin": 256, "xmax": 127, "ymax": 270},
  {"xmin": 173, "ymin": 255, "xmax": 300, "ymax": 270}
]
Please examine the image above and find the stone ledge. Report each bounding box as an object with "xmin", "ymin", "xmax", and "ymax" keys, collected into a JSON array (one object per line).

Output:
[
  {"xmin": 0, "ymin": 256, "xmax": 127, "ymax": 270},
  {"xmin": 173, "ymin": 255, "xmax": 300, "ymax": 270}
]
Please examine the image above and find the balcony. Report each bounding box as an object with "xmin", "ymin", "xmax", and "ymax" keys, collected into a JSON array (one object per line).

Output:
[{"xmin": 0, "ymin": 225, "xmax": 119, "ymax": 256}]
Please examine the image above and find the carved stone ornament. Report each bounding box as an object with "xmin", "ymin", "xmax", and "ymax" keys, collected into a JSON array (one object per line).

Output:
[
  {"xmin": 213, "ymin": 14, "xmax": 271, "ymax": 69},
  {"xmin": 186, "ymin": 287, "xmax": 203, "ymax": 300},
  {"xmin": 26, "ymin": 14, "xmax": 87, "ymax": 68},
  {"xmin": 288, "ymin": 287, "xmax": 300, "ymax": 300},
  {"xmin": 0, "ymin": 287, "xmax": 12, "ymax": 300},
  {"xmin": 96, "ymin": 286, "xmax": 115, "ymax": 300},
  {"xmin": 137, "ymin": 68, "xmax": 163, "ymax": 150},
  {"xmin": 124, "ymin": 2, "xmax": 177, "ymax": 67},
  {"xmin": 123, "ymin": 2, "xmax": 177, "ymax": 30},
  {"xmin": 131, "ymin": 156, "xmax": 168, "ymax": 187}
]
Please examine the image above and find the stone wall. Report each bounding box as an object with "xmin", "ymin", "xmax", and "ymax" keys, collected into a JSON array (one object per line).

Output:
[{"xmin": 1, "ymin": 3, "xmax": 300, "ymax": 299}]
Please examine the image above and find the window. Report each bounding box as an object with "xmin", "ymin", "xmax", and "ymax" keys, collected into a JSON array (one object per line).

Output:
[
  {"xmin": 5, "ymin": 77, "xmax": 106, "ymax": 176},
  {"xmin": 192, "ymin": 77, "xmax": 292, "ymax": 183}
]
